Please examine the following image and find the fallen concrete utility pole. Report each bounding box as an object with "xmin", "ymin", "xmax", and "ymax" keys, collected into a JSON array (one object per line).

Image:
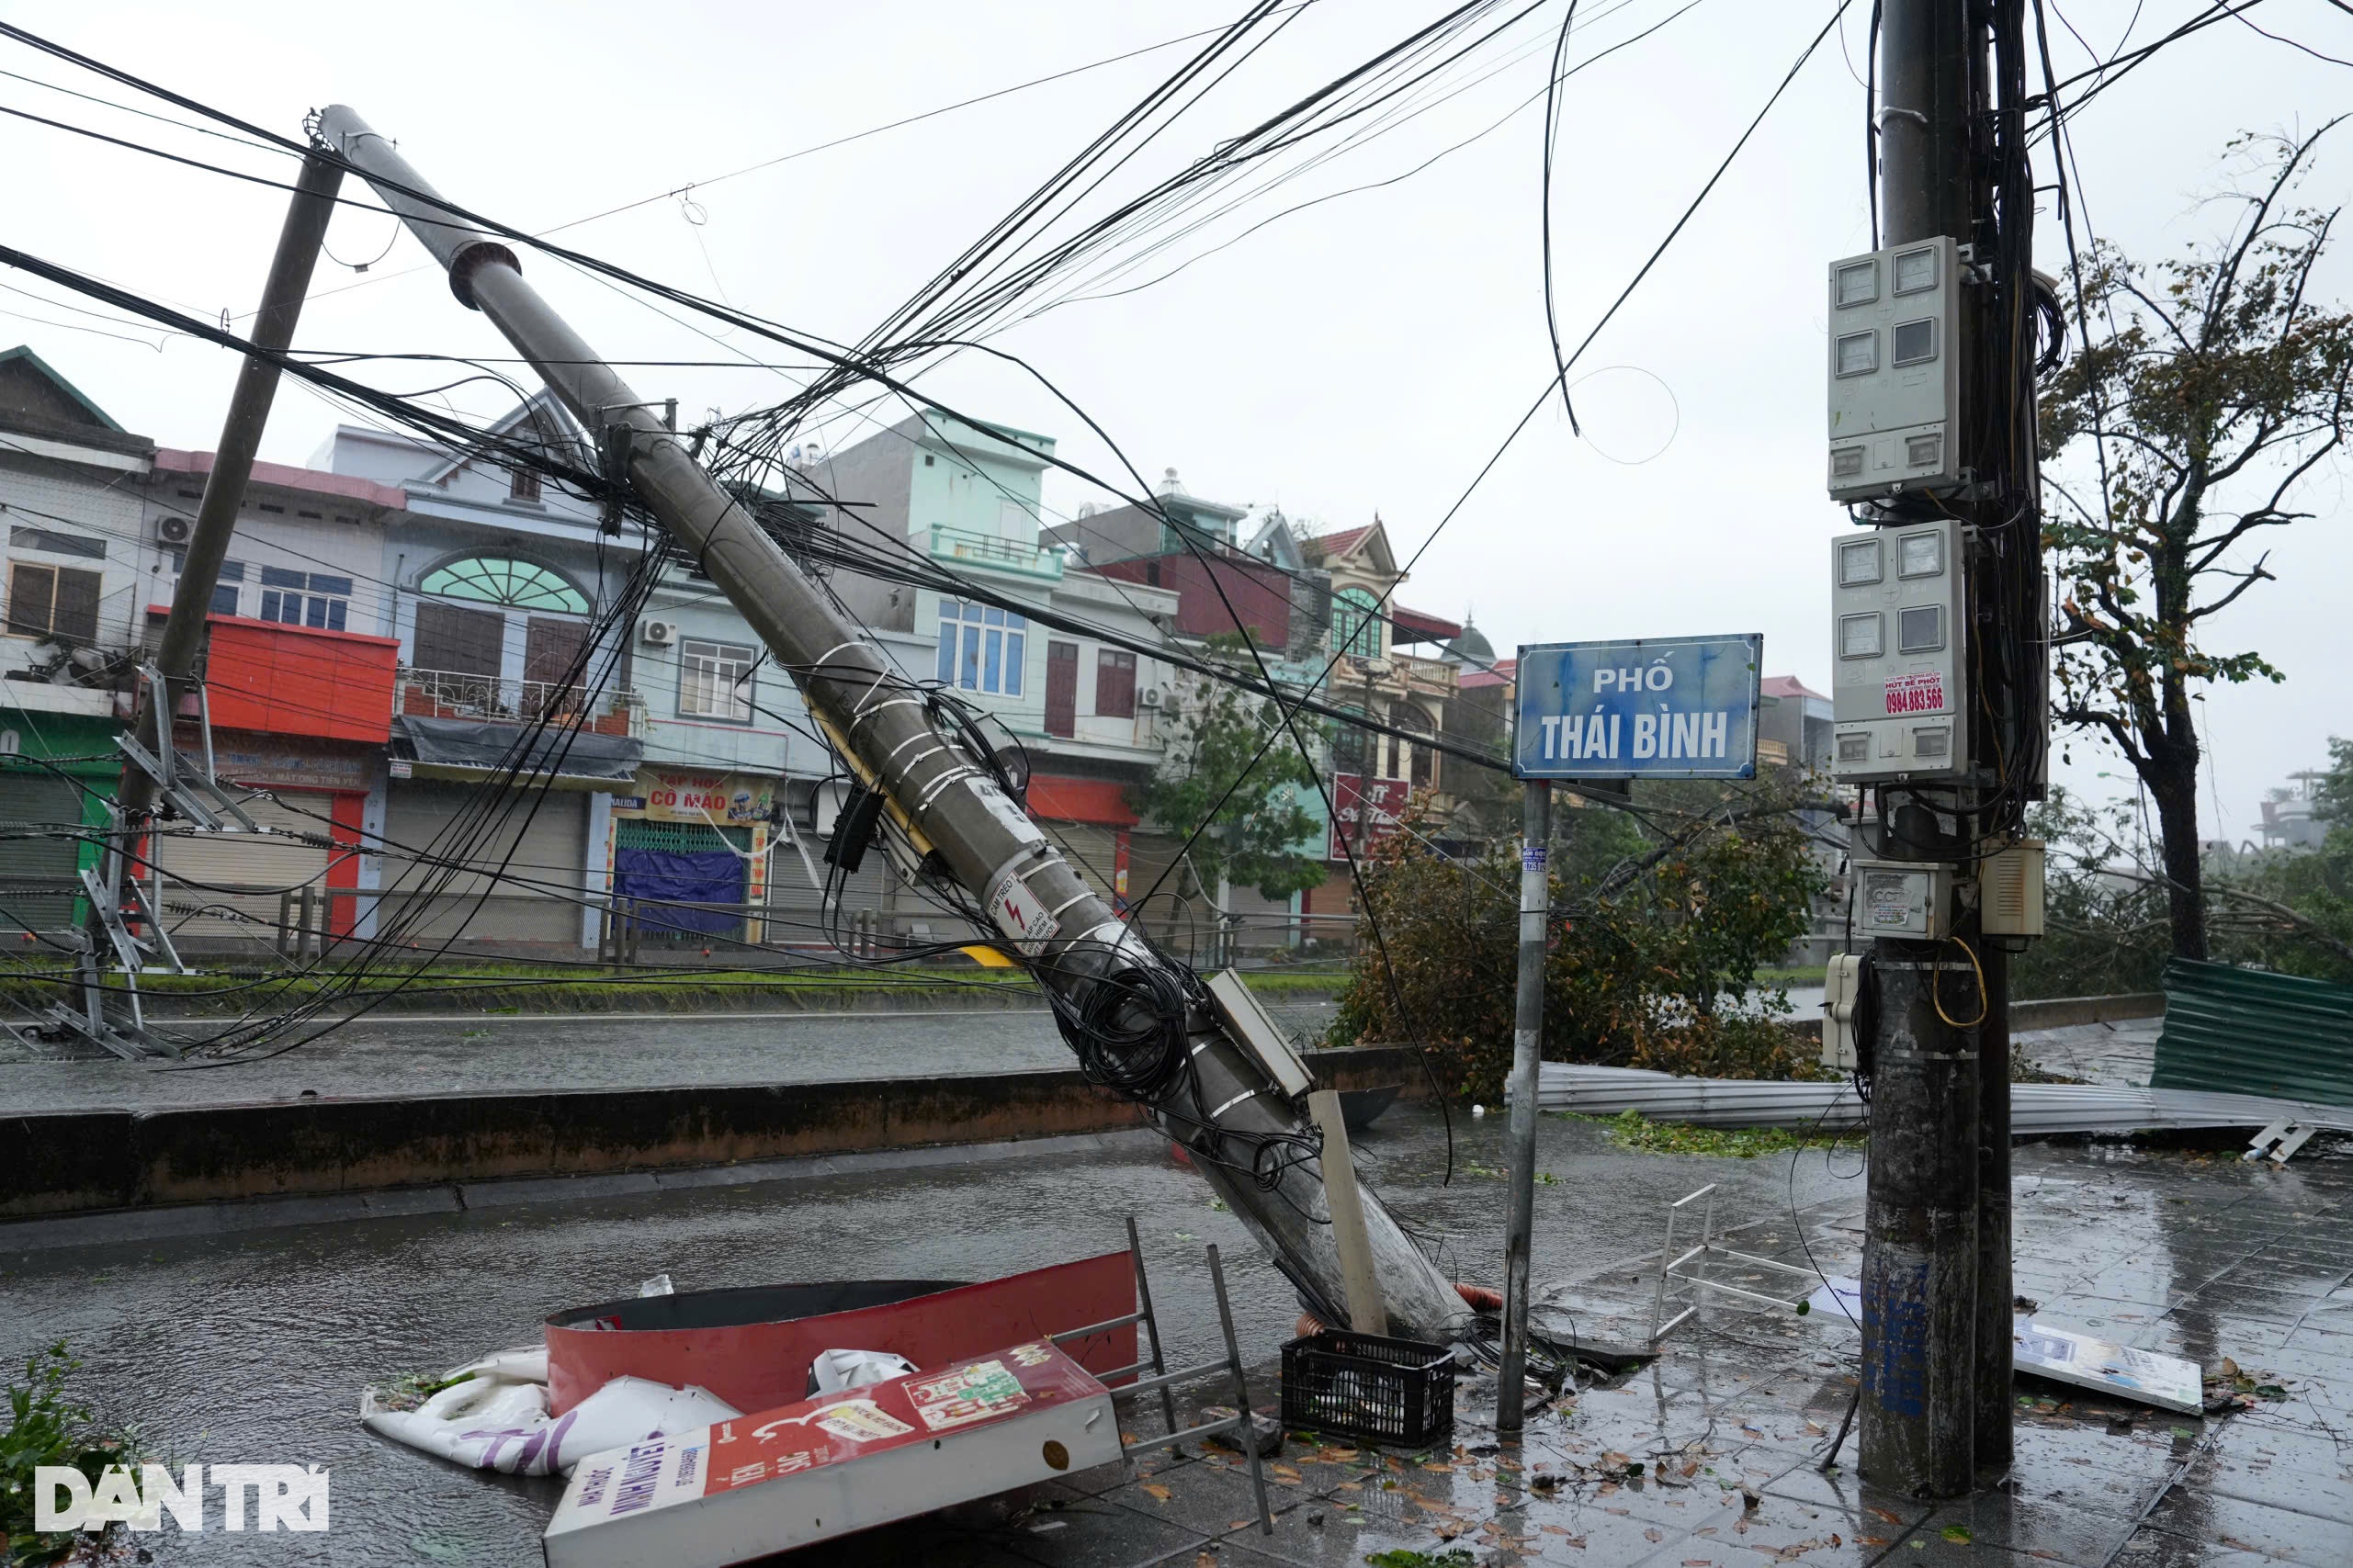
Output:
[{"xmin": 311, "ymin": 105, "xmax": 1467, "ymax": 1339}]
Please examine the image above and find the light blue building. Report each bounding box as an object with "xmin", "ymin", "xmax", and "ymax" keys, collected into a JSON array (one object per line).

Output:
[{"xmin": 819, "ymin": 412, "xmax": 1196, "ymax": 938}]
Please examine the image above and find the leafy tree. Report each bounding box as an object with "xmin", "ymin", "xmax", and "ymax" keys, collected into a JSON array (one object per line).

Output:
[
  {"xmin": 2008, "ymin": 788, "xmax": 2172, "ymax": 1001},
  {"xmin": 2313, "ymin": 735, "xmax": 2353, "ymax": 826},
  {"xmin": 1331, "ymin": 776, "xmax": 1827, "ymax": 1100},
  {"xmin": 2011, "ymin": 774, "xmax": 2353, "ymax": 998},
  {"xmin": 1130, "ymin": 637, "xmax": 1324, "ymax": 903},
  {"xmin": 2039, "ymin": 125, "xmax": 2353, "ymax": 960}
]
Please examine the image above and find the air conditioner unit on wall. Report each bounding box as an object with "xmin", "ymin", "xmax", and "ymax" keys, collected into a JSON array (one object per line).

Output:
[
  {"xmin": 640, "ymin": 618, "xmax": 677, "ymax": 647},
  {"xmin": 1139, "ymin": 686, "xmax": 1164, "ymax": 708},
  {"xmin": 157, "ymin": 515, "xmax": 192, "ymax": 546}
]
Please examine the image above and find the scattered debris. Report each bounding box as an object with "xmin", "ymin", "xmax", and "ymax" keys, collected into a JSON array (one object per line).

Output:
[
  {"xmin": 2013, "ymin": 1316, "xmax": 2203, "ymax": 1416},
  {"xmin": 1199, "ymin": 1404, "xmax": 1284, "ymax": 1457},
  {"xmin": 363, "ymin": 1371, "xmax": 739, "ymax": 1477},
  {"xmin": 2202, "ymin": 1359, "xmax": 2292, "ymax": 1414}
]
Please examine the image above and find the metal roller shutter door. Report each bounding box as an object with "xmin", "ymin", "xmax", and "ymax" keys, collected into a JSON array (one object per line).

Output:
[
  {"xmin": 761, "ymin": 841, "xmax": 893, "ymax": 953},
  {"xmin": 379, "ymin": 783, "xmax": 587, "ymax": 948},
  {"xmin": 152, "ymin": 794, "xmax": 336, "ymax": 947},
  {"xmin": 1122, "ymin": 830, "xmax": 1204, "ymax": 960},
  {"xmin": 0, "ymin": 770, "xmax": 86, "ymax": 936},
  {"xmin": 1040, "ymin": 823, "xmax": 1119, "ymax": 904},
  {"xmin": 1226, "ymin": 883, "xmax": 1296, "ymax": 954}
]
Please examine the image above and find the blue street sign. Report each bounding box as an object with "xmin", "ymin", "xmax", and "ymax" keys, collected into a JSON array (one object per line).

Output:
[{"xmin": 1513, "ymin": 634, "xmax": 1762, "ymax": 780}]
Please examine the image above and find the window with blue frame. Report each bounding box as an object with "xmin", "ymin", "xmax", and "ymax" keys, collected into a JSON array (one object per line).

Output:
[
  {"xmin": 935, "ymin": 598, "xmax": 1025, "ymax": 694},
  {"xmin": 257, "ymin": 567, "xmax": 353, "ymax": 632},
  {"xmin": 168, "ymin": 548, "xmax": 243, "ymax": 615},
  {"xmin": 1331, "ymin": 588, "xmax": 1381, "ymax": 660}
]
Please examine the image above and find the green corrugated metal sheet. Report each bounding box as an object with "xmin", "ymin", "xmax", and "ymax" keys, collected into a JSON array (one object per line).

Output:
[{"xmin": 2151, "ymin": 958, "xmax": 2353, "ymax": 1105}]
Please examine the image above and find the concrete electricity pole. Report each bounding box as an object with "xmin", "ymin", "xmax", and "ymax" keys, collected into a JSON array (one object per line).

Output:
[
  {"xmin": 1857, "ymin": 0, "xmax": 2031, "ymax": 1494},
  {"xmin": 313, "ymin": 106, "xmax": 1471, "ymax": 1339},
  {"xmin": 119, "ymin": 152, "xmax": 344, "ymax": 825},
  {"xmin": 74, "ymin": 152, "xmax": 345, "ymax": 1052}
]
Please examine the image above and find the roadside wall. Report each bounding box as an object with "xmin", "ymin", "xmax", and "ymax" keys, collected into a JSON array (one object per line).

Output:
[{"xmin": 0, "ymin": 1044, "xmax": 1424, "ymax": 1220}]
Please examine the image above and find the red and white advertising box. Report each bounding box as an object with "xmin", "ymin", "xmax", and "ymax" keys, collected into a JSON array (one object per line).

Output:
[{"xmin": 542, "ymin": 1341, "xmax": 1120, "ymax": 1567}]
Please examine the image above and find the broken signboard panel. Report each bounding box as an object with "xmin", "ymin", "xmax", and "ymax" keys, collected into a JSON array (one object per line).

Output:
[
  {"xmin": 2011, "ymin": 1315, "xmax": 2203, "ymax": 1416},
  {"xmin": 541, "ymin": 1340, "xmax": 1120, "ymax": 1567},
  {"xmin": 542, "ymin": 1250, "xmax": 1138, "ymax": 1416}
]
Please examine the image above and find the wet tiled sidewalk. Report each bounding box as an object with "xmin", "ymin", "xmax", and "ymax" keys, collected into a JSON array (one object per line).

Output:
[{"xmin": 811, "ymin": 1138, "xmax": 2353, "ymax": 1567}]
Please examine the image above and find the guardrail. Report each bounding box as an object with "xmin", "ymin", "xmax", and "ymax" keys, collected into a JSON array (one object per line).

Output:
[{"xmin": 399, "ymin": 669, "xmax": 643, "ymax": 735}]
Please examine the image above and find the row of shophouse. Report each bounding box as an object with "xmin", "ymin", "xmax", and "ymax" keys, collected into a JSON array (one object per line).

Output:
[
  {"xmin": 0, "ymin": 340, "xmax": 1848, "ymax": 964},
  {"xmin": 0, "ymin": 344, "xmax": 1505, "ymax": 963}
]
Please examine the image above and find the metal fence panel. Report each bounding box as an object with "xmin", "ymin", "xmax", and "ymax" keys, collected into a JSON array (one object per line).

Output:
[{"xmin": 2151, "ymin": 958, "xmax": 2353, "ymax": 1105}]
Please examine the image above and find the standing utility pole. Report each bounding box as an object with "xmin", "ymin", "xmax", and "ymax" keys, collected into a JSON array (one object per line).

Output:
[
  {"xmin": 119, "ymin": 151, "xmax": 345, "ymax": 818},
  {"xmin": 1858, "ymin": 0, "xmax": 2035, "ymax": 1495},
  {"xmin": 1496, "ymin": 777, "xmax": 1550, "ymax": 1433},
  {"xmin": 313, "ymin": 107, "xmax": 1470, "ymax": 1338}
]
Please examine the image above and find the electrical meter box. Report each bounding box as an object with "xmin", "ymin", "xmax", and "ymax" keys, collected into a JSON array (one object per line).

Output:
[
  {"xmin": 1822, "ymin": 953, "xmax": 1863, "ymax": 1072},
  {"xmin": 1827, "ymin": 236, "xmax": 1963, "ymax": 500},
  {"xmin": 1981, "ymin": 838, "xmax": 2046, "ymax": 938},
  {"xmin": 1854, "ymin": 861, "xmax": 1953, "ymax": 941},
  {"xmin": 1829, "ymin": 516, "xmax": 1970, "ymax": 784}
]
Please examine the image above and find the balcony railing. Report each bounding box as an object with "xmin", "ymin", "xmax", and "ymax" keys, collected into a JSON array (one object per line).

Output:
[
  {"xmin": 1397, "ymin": 653, "xmax": 1460, "ymax": 692},
  {"xmin": 398, "ymin": 668, "xmax": 645, "ymax": 737},
  {"xmin": 928, "ymin": 524, "xmax": 1066, "ymax": 579}
]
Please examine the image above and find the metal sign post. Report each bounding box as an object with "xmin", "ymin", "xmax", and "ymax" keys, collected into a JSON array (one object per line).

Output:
[
  {"xmin": 1497, "ymin": 773, "xmax": 1550, "ymax": 1434},
  {"xmin": 1498, "ymin": 633, "xmax": 1762, "ymax": 1431}
]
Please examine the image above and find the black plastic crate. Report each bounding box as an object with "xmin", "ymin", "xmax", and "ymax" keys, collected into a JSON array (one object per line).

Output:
[{"xmin": 1279, "ymin": 1329, "xmax": 1454, "ymax": 1448}]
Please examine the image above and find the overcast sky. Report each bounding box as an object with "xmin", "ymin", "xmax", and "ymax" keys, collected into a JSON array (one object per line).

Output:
[{"xmin": 5, "ymin": 0, "xmax": 2347, "ymax": 840}]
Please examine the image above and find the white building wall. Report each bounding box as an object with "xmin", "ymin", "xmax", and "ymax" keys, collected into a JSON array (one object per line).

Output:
[{"xmin": 0, "ymin": 445, "xmax": 151, "ymax": 653}]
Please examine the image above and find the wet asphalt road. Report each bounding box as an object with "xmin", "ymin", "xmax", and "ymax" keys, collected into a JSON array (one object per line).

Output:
[
  {"xmin": 0, "ymin": 1103, "xmax": 1856, "ymax": 1565},
  {"xmin": 7, "ymin": 1098, "xmax": 2353, "ymax": 1565},
  {"xmin": 0, "ymin": 999, "xmax": 1339, "ymax": 1113}
]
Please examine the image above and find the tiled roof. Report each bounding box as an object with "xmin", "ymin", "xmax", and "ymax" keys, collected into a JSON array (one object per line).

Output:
[
  {"xmin": 1307, "ymin": 524, "xmax": 1374, "ymax": 557},
  {"xmin": 1460, "ymin": 658, "xmax": 1516, "ymax": 691}
]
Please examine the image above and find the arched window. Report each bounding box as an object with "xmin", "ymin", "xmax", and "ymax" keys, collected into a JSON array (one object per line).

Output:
[
  {"xmin": 1330, "ymin": 588, "xmax": 1381, "ymax": 660},
  {"xmin": 417, "ymin": 557, "xmax": 589, "ymax": 614}
]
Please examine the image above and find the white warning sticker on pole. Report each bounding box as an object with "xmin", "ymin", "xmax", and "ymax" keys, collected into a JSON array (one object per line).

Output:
[
  {"xmin": 987, "ymin": 867, "xmax": 1060, "ymax": 956},
  {"xmin": 968, "ymin": 780, "xmax": 1047, "ymax": 850}
]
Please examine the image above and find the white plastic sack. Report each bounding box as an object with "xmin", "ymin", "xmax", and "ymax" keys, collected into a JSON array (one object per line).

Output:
[
  {"xmin": 363, "ymin": 1373, "xmax": 739, "ymax": 1477},
  {"xmin": 809, "ymin": 1348, "xmax": 917, "ymax": 1394},
  {"xmin": 444, "ymin": 1344, "xmax": 550, "ymax": 1385}
]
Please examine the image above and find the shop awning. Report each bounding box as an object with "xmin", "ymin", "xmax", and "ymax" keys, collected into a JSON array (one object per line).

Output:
[
  {"xmin": 1025, "ymin": 774, "xmax": 1137, "ymax": 827},
  {"xmin": 390, "ymin": 714, "xmax": 643, "ymax": 784}
]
